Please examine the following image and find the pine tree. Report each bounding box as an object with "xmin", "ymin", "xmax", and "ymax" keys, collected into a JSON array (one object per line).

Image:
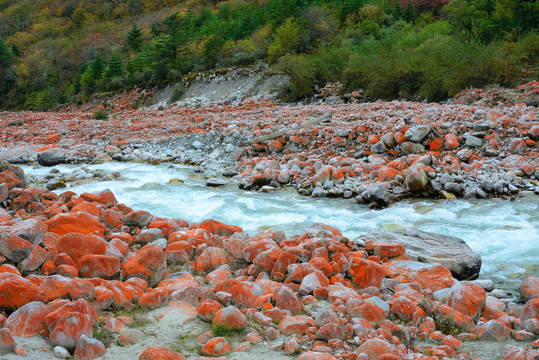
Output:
[
  {"xmin": 126, "ymin": 23, "xmax": 143, "ymax": 53},
  {"xmin": 10, "ymin": 43, "xmax": 20, "ymax": 57},
  {"xmin": 0, "ymin": 38, "xmax": 12, "ymax": 72},
  {"xmin": 90, "ymin": 54, "xmax": 104, "ymax": 80},
  {"xmin": 404, "ymin": 0, "xmax": 416, "ymax": 22},
  {"xmin": 104, "ymin": 53, "xmax": 124, "ymax": 80}
]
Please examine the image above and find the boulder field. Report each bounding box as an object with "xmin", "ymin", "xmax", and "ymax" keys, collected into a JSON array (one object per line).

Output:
[
  {"xmin": 1, "ymin": 84, "xmax": 538, "ymax": 207},
  {"xmin": 0, "ymin": 162, "xmax": 538, "ymax": 359}
]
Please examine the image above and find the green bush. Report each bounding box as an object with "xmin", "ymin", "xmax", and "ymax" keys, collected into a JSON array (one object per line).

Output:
[
  {"xmin": 94, "ymin": 109, "xmax": 108, "ymax": 120},
  {"xmin": 276, "ymin": 54, "xmax": 316, "ymax": 100}
]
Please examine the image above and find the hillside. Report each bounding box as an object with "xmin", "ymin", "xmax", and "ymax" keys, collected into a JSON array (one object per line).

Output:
[{"xmin": 0, "ymin": 0, "xmax": 537, "ymax": 110}]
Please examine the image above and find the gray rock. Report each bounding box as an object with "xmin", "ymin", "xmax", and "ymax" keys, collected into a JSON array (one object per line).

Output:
[
  {"xmin": 457, "ymin": 149, "xmax": 473, "ymax": 162},
  {"xmin": 473, "ymin": 123, "xmax": 490, "ymax": 131},
  {"xmin": 465, "ymin": 136, "xmax": 482, "ymax": 147},
  {"xmin": 405, "ymin": 125, "xmax": 430, "ymax": 142},
  {"xmin": 400, "ymin": 142, "xmax": 425, "ymax": 155},
  {"xmin": 37, "ymin": 148, "xmax": 66, "ymax": 166},
  {"xmin": 357, "ymin": 183, "xmax": 393, "ymax": 207},
  {"xmin": 366, "ymin": 228, "xmax": 482, "ymax": 280},
  {"xmin": 0, "ymin": 149, "xmax": 34, "ymax": 164},
  {"xmin": 405, "ymin": 163, "xmax": 429, "ymax": 192},
  {"xmin": 444, "ymin": 182, "xmax": 465, "ymax": 195},
  {"xmin": 206, "ymin": 178, "xmax": 229, "ymax": 187},
  {"xmin": 0, "ymin": 219, "xmax": 43, "ymax": 245},
  {"xmin": 0, "ymin": 183, "xmax": 7, "ymax": 203}
]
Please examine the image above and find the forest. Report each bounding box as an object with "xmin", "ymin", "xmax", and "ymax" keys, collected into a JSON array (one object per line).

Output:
[{"xmin": 0, "ymin": 0, "xmax": 537, "ymax": 110}]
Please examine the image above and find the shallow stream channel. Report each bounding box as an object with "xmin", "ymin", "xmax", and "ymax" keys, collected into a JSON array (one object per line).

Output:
[{"xmin": 22, "ymin": 162, "xmax": 539, "ymax": 291}]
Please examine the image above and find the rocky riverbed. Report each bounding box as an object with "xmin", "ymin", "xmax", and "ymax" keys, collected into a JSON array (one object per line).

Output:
[
  {"xmin": 0, "ymin": 156, "xmax": 538, "ymax": 359},
  {"xmin": 1, "ymin": 83, "xmax": 538, "ymax": 207}
]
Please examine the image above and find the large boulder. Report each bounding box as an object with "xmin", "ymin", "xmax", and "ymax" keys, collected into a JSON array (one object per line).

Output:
[
  {"xmin": 37, "ymin": 148, "xmax": 66, "ymax": 166},
  {"xmin": 367, "ymin": 228, "xmax": 481, "ymax": 280}
]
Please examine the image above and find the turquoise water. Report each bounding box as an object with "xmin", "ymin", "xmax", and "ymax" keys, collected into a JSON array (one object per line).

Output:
[{"xmin": 23, "ymin": 162, "xmax": 539, "ymax": 288}]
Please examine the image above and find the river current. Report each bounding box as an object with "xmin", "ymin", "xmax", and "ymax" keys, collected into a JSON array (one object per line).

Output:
[{"xmin": 22, "ymin": 162, "xmax": 539, "ymax": 290}]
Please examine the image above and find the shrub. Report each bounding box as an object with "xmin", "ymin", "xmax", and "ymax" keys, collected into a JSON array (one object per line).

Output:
[
  {"xmin": 276, "ymin": 54, "xmax": 316, "ymax": 100},
  {"xmin": 94, "ymin": 109, "xmax": 108, "ymax": 120}
]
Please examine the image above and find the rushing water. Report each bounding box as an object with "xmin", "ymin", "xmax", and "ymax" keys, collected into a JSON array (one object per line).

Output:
[{"xmin": 22, "ymin": 162, "xmax": 539, "ymax": 289}]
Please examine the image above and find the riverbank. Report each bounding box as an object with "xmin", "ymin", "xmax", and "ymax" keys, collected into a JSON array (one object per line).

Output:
[
  {"xmin": 1, "ymin": 88, "xmax": 538, "ymax": 207},
  {"xmin": 0, "ymin": 161, "xmax": 538, "ymax": 359}
]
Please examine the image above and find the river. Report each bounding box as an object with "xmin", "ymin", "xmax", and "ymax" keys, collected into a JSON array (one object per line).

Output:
[{"xmin": 22, "ymin": 162, "xmax": 539, "ymax": 290}]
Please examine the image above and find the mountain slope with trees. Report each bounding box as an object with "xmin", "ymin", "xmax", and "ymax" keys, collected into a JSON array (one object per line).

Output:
[{"xmin": 0, "ymin": 0, "xmax": 537, "ymax": 110}]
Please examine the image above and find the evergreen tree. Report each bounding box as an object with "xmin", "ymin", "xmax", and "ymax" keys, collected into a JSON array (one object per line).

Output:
[
  {"xmin": 10, "ymin": 43, "xmax": 20, "ymax": 57},
  {"xmin": 403, "ymin": 0, "xmax": 416, "ymax": 22},
  {"xmin": 126, "ymin": 23, "xmax": 143, "ymax": 53},
  {"xmin": 104, "ymin": 53, "xmax": 124, "ymax": 80},
  {"xmin": 90, "ymin": 53, "xmax": 105, "ymax": 80},
  {"xmin": 0, "ymin": 38, "xmax": 12, "ymax": 71}
]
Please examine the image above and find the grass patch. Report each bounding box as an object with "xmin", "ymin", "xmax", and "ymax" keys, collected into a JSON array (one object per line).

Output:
[{"xmin": 211, "ymin": 323, "xmax": 244, "ymax": 337}]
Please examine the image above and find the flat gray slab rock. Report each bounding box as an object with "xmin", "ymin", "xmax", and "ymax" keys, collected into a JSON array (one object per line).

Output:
[{"xmin": 367, "ymin": 228, "xmax": 481, "ymax": 280}]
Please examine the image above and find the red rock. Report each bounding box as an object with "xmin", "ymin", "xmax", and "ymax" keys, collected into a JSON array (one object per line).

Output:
[
  {"xmin": 125, "ymin": 210, "xmax": 154, "ymax": 228},
  {"xmin": 520, "ymin": 276, "xmax": 539, "ymax": 301},
  {"xmin": 56, "ymin": 264, "xmax": 78, "ymax": 278},
  {"xmin": 316, "ymin": 322, "xmax": 344, "ymax": 341},
  {"xmin": 45, "ymin": 299, "xmax": 98, "ymax": 330},
  {"xmin": 46, "ymin": 212, "xmax": 106, "ymax": 237},
  {"xmin": 508, "ymin": 139, "xmax": 527, "ymax": 154},
  {"xmin": 299, "ymin": 270, "xmax": 330, "ymax": 295},
  {"xmin": 77, "ymin": 254, "xmax": 120, "ymax": 279},
  {"xmin": 139, "ymin": 288, "xmax": 169, "ymax": 308},
  {"xmin": 356, "ymin": 338, "xmax": 397, "ymax": 359},
  {"xmin": 169, "ymin": 229, "xmax": 211, "ymax": 245},
  {"xmin": 504, "ymin": 345, "xmax": 539, "ymax": 360},
  {"xmin": 48, "ymin": 311, "xmax": 93, "ymax": 351},
  {"xmin": 368, "ymin": 242, "xmax": 405, "ymax": 258},
  {"xmin": 71, "ymin": 201, "xmax": 102, "ymax": 218},
  {"xmin": 122, "ymin": 243, "xmax": 166, "ymax": 287},
  {"xmin": 104, "ymin": 281, "xmax": 143, "ymax": 308},
  {"xmin": 275, "ymin": 285, "xmax": 301, "ymax": 315},
  {"xmin": 197, "ymin": 299, "xmax": 224, "ymax": 321},
  {"xmin": 213, "ymin": 306, "xmax": 247, "ymax": 330},
  {"xmin": 6, "ymin": 301, "xmax": 50, "ymax": 337},
  {"xmin": 193, "ymin": 247, "xmax": 228, "ymax": 272},
  {"xmin": 352, "ymin": 258, "xmax": 385, "ymax": 289},
  {"xmin": 279, "ymin": 315, "xmax": 316, "ymax": 335},
  {"xmin": 446, "ymin": 281, "xmax": 486, "ymax": 319},
  {"xmin": 101, "ymin": 209, "xmax": 125, "ymax": 230},
  {"xmin": 0, "ymin": 264, "xmax": 21, "ymax": 275},
  {"xmin": 170, "ymin": 286, "xmax": 214, "ymax": 307},
  {"xmin": 288, "ymin": 263, "xmax": 317, "ymax": 283},
  {"xmin": 66, "ymin": 277, "xmax": 96, "ymax": 301},
  {"xmin": 74, "ymin": 334, "xmax": 107, "ymax": 360},
  {"xmin": 57, "ymin": 233, "xmax": 110, "ymax": 263},
  {"xmin": 253, "ymin": 247, "xmax": 282, "ymax": 272},
  {"xmin": 347, "ymin": 299, "xmax": 386, "ymax": 326},
  {"xmin": 214, "ymin": 278, "xmax": 262, "ymax": 308},
  {"xmin": 377, "ymin": 167, "xmax": 399, "ymax": 182},
  {"xmin": 476, "ymin": 319, "xmax": 510, "ymax": 341},
  {"xmin": 0, "ymin": 273, "xmax": 46, "ymax": 309},
  {"xmin": 139, "ymin": 346, "xmax": 185, "ymax": 360},
  {"xmin": 157, "ymin": 272, "xmax": 199, "ymax": 295},
  {"xmin": 243, "ymin": 238, "xmax": 280, "ymax": 263},
  {"xmin": 445, "ymin": 133, "xmax": 459, "ymax": 150},
  {"xmin": 190, "ymin": 219, "xmax": 242, "ymax": 237},
  {"xmin": 429, "ymin": 137, "xmax": 444, "ymax": 151},
  {"xmin": 297, "ymin": 352, "xmax": 339, "ymax": 360},
  {"xmin": 389, "ymin": 296, "xmax": 421, "ymax": 322},
  {"xmin": 201, "ymin": 337, "xmax": 230, "ymax": 357},
  {"xmin": 0, "ymin": 328, "xmax": 16, "ymax": 355}
]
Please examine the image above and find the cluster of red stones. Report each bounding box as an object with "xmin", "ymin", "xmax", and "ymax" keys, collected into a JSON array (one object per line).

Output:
[{"xmin": 0, "ymin": 163, "xmax": 538, "ymax": 359}]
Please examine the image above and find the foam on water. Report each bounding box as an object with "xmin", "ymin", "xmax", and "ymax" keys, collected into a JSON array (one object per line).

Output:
[{"xmin": 22, "ymin": 162, "xmax": 539, "ymax": 287}]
